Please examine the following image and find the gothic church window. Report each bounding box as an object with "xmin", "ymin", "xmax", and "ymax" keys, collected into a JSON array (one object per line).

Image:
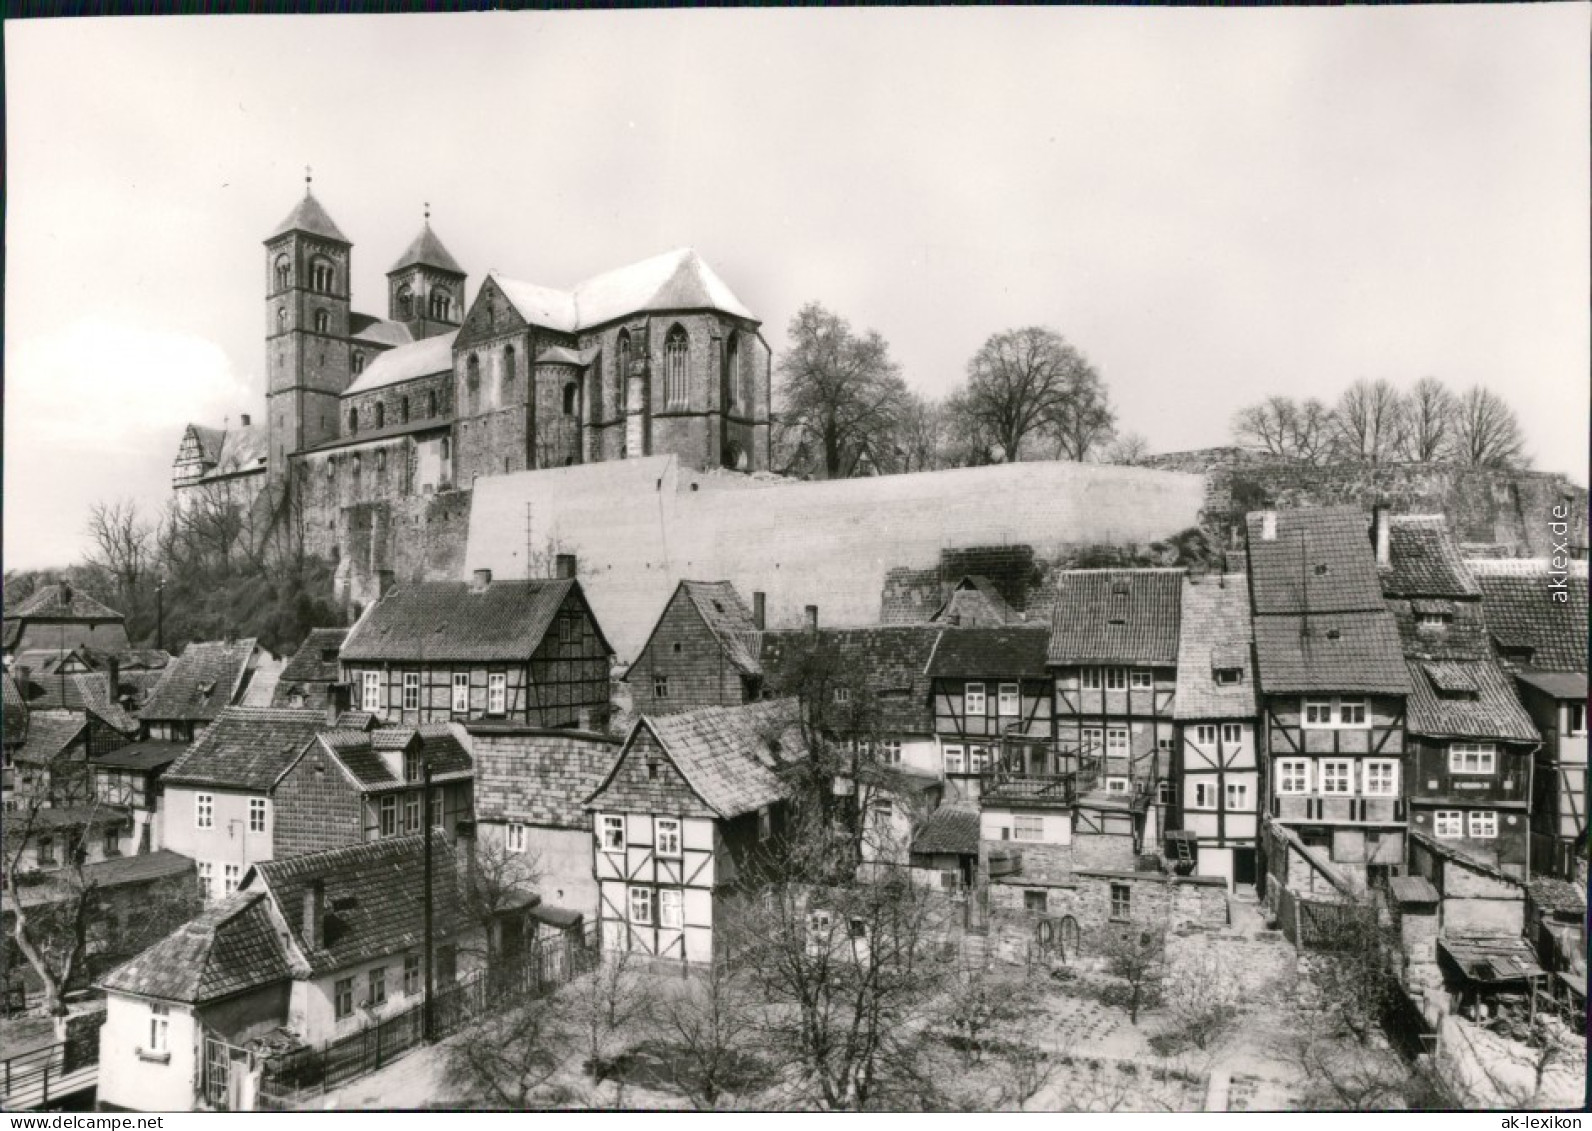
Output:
[
  {"xmin": 466, "ymin": 355, "xmax": 480, "ymax": 414},
  {"xmin": 401, "ymin": 397, "xmax": 410, "ymax": 424},
  {"xmin": 563, "ymin": 383, "xmax": 577, "ymax": 417},
  {"xmin": 397, "ymin": 284, "xmax": 414, "ymax": 319},
  {"xmin": 503, "ymin": 346, "xmax": 516, "ymax": 402},
  {"xmin": 725, "ymin": 332, "xmax": 742, "ymax": 412},
  {"xmin": 665, "ymin": 325, "xmax": 689, "ymax": 410},
  {"xmin": 616, "ymin": 331, "xmax": 631, "ymax": 413},
  {"xmin": 311, "ymin": 257, "xmax": 335, "ymax": 294},
  {"xmin": 375, "ymin": 403, "xmax": 385, "ymax": 429},
  {"xmin": 274, "ymin": 255, "xmax": 291, "ymax": 290},
  {"xmin": 348, "ymin": 408, "xmax": 359, "ymax": 435},
  {"xmin": 315, "ymin": 309, "xmax": 330, "ymax": 334}
]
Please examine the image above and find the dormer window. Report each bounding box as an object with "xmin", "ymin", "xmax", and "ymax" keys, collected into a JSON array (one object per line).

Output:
[
  {"xmin": 1415, "ymin": 613, "xmax": 1448, "ymax": 629},
  {"xmin": 1214, "ymin": 667, "xmax": 1243, "ymax": 686},
  {"xmin": 404, "ymin": 749, "xmax": 423, "ymax": 783}
]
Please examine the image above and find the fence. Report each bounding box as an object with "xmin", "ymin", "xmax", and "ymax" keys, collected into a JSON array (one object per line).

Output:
[
  {"xmin": 257, "ymin": 925, "xmax": 592, "ymax": 1108},
  {"xmin": 0, "ymin": 1032, "xmax": 99, "ymax": 1111}
]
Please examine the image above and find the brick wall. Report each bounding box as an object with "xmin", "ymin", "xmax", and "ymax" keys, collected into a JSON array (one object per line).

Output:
[
  {"xmin": 984, "ymin": 869, "xmax": 1228, "ymax": 961},
  {"xmin": 274, "ymin": 747, "xmax": 365, "ymax": 857},
  {"xmin": 1072, "ymin": 827, "xmax": 1140, "ymax": 871}
]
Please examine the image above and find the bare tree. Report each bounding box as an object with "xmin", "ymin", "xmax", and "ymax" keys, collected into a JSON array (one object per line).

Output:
[
  {"xmin": 937, "ymin": 958, "xmax": 1047, "ymax": 1066},
  {"xmin": 1397, "ymin": 377, "xmax": 1458, "ymax": 463},
  {"xmin": 1095, "ymin": 923, "xmax": 1166, "ymax": 1025},
  {"xmin": 1230, "ymin": 396, "xmax": 1334, "ymax": 463},
  {"xmin": 1158, "ymin": 946, "xmax": 1245, "ymax": 1052},
  {"xmin": 458, "ymin": 836, "xmax": 542, "ymax": 966},
  {"xmin": 1450, "ymin": 385, "xmax": 1529, "ymax": 469},
  {"xmin": 657, "ymin": 958, "xmax": 768, "ymax": 1109},
  {"xmin": 776, "ymin": 302, "xmax": 911, "ymax": 479},
  {"xmin": 947, "ymin": 327, "xmax": 1115, "ymax": 463},
  {"xmin": 1297, "ymin": 898, "xmax": 1403, "ymax": 1045},
  {"xmin": 570, "ymin": 947, "xmax": 656, "ymax": 1098},
  {"xmin": 1103, "ymin": 432, "xmax": 1151, "ymax": 465},
  {"xmin": 1331, "ymin": 379, "xmax": 1407, "ymax": 464},
  {"xmin": 892, "ymin": 392, "xmax": 947, "ymax": 474},
  {"xmin": 85, "ymin": 499, "xmax": 153, "ymax": 606},
  {"xmin": 446, "ymin": 996, "xmax": 575, "ymax": 1109}
]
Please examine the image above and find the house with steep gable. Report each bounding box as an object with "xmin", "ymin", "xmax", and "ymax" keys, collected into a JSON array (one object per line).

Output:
[
  {"xmin": 926, "ymin": 626, "xmax": 1052, "ymax": 801},
  {"xmin": 2, "ymin": 582, "xmax": 131, "ymax": 660},
  {"xmin": 626, "ymin": 580, "xmax": 765, "ymax": 715},
  {"xmin": 140, "ymin": 639, "xmax": 275, "ymax": 743},
  {"xmin": 270, "ymin": 628, "xmax": 349, "ymax": 710}
]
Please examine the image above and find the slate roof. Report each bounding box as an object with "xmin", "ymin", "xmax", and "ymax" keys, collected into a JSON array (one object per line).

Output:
[
  {"xmin": 341, "ymin": 330, "xmax": 457, "ymax": 396},
  {"xmin": 1514, "ymin": 670, "xmax": 1588, "ymax": 700},
  {"xmin": 315, "ymin": 724, "xmax": 473, "ymax": 791},
  {"xmin": 535, "ymin": 346, "xmax": 600, "ymax": 367},
  {"xmin": 1405, "ymin": 659, "xmax": 1539, "ymax": 742},
  {"xmin": 928, "ymin": 626, "xmax": 1053, "ymax": 679},
  {"xmin": 910, "ymin": 806, "xmax": 980, "ymax": 857},
  {"xmin": 593, "ymin": 699, "xmax": 802, "ymax": 820},
  {"xmin": 163, "ymin": 707, "xmax": 325, "ymax": 791},
  {"xmin": 1246, "ymin": 507, "xmax": 1385, "ymax": 614},
  {"xmin": 279, "ymin": 628, "xmax": 349, "ymax": 686},
  {"xmin": 1474, "ymin": 570, "xmax": 1588, "ymax": 674},
  {"xmin": 92, "ymin": 740, "xmax": 189, "ymax": 773},
  {"xmin": 267, "ymin": 190, "xmax": 350, "ymax": 243},
  {"xmin": 1175, "ymin": 576, "xmax": 1258, "ymax": 720},
  {"xmin": 760, "ymin": 626, "xmax": 942, "ymax": 734},
  {"xmin": 14, "ymin": 714, "xmax": 86, "ymax": 765},
  {"xmin": 141, "ymin": 639, "xmax": 258, "ymax": 722},
  {"xmin": 679, "ymin": 581, "xmax": 762, "ymax": 677},
  {"xmin": 347, "ymin": 313, "xmax": 417, "ymax": 349},
  {"xmin": 342, "ymin": 578, "xmax": 607, "ymax": 663},
  {"xmin": 13, "ymin": 670, "xmax": 138, "ymax": 733},
  {"xmin": 11, "ymin": 805, "xmax": 130, "ymax": 834},
  {"xmin": 468, "ymin": 724, "xmax": 617, "ymax": 828},
  {"xmin": 389, "ymin": 222, "xmax": 465, "ymax": 275},
  {"xmin": 1387, "ymin": 598, "xmax": 1493, "ymax": 661},
  {"xmin": 1380, "ymin": 516, "xmax": 1479, "ymax": 598},
  {"xmin": 206, "ymin": 425, "xmax": 268, "ymax": 480},
  {"xmin": 491, "ymin": 248, "xmax": 755, "ymax": 335},
  {"xmin": 7, "ymin": 849, "xmax": 194, "ymax": 912},
  {"xmin": 1046, "ymin": 570, "xmax": 1183, "ymax": 666},
  {"xmin": 1252, "ymin": 611, "xmax": 1411, "ymax": 695},
  {"xmin": 100, "ymin": 891, "xmax": 295, "ymax": 1005},
  {"xmin": 251, "ymin": 832, "xmax": 466, "ymax": 977},
  {"xmin": 7, "ymin": 584, "xmax": 124, "ymax": 622}
]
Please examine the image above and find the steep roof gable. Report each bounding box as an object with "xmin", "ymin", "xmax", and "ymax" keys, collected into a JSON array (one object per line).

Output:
[
  {"xmin": 389, "ymin": 222, "xmax": 465, "ymax": 275},
  {"xmin": 267, "ymin": 190, "xmax": 350, "ymax": 244},
  {"xmin": 679, "ymin": 581, "xmax": 762, "ymax": 677},
  {"xmin": 99, "ymin": 891, "xmax": 296, "ymax": 1005},
  {"xmin": 8, "ymin": 583, "xmax": 123, "ymax": 622},
  {"xmin": 1246, "ymin": 507, "xmax": 1385, "ymax": 615},
  {"xmin": 141, "ymin": 639, "xmax": 259, "ymax": 722},
  {"xmin": 1381, "ymin": 516, "xmax": 1479, "ymax": 599},
  {"xmin": 1174, "ymin": 575, "xmax": 1257, "ymax": 720},
  {"xmin": 341, "ymin": 578, "xmax": 606, "ymax": 663},
  {"xmin": 163, "ymin": 707, "xmax": 325, "ymax": 791},
  {"xmin": 1046, "ymin": 569, "xmax": 1183, "ymax": 666}
]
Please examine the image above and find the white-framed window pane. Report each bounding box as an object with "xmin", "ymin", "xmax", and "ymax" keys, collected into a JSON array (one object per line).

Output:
[
  {"xmin": 404, "ymin": 954, "xmax": 422, "ymax": 996},
  {"xmin": 1304, "ymin": 700, "xmax": 1332, "ymax": 726},
  {"xmin": 1106, "ymin": 668, "xmax": 1127, "ymax": 690},
  {"xmin": 196, "ymin": 793, "xmax": 213, "ymax": 828},
  {"xmin": 1225, "ymin": 782, "xmax": 1249, "ymax": 809},
  {"xmin": 1081, "ymin": 668, "xmax": 1102, "ymax": 690},
  {"xmin": 362, "ymin": 671, "xmax": 381, "ymax": 711},
  {"xmin": 1567, "ymin": 703, "xmax": 1587, "ymax": 736},
  {"xmin": 404, "ymin": 794, "xmax": 420, "ymax": 833},
  {"xmin": 335, "ymin": 977, "xmax": 354, "ymax": 1020},
  {"xmin": 943, "ymin": 746, "xmax": 965, "ymax": 774},
  {"xmin": 656, "ymin": 817, "xmax": 681, "ymax": 857},
  {"xmin": 1433, "ymin": 810, "xmax": 1463, "ymax": 838},
  {"xmin": 879, "ymin": 740, "xmax": 902, "ymax": 765},
  {"xmin": 1107, "ymin": 729, "xmax": 1129, "ymax": 754},
  {"xmin": 198, "ymin": 861, "xmax": 213, "ymax": 900},
  {"xmin": 1363, "ymin": 760, "xmax": 1399, "ymax": 796},
  {"xmin": 1321, "ymin": 761, "xmax": 1352, "ymax": 794},
  {"xmin": 223, "ymin": 864, "xmax": 240, "ymax": 896},
  {"xmin": 380, "ymin": 796, "xmax": 397, "ymax": 837},
  {"xmin": 1196, "ymin": 725, "xmax": 1217, "ymax": 745},
  {"xmin": 1192, "ymin": 782, "xmax": 1215, "ymax": 809},
  {"xmin": 1221, "ymin": 723, "xmax": 1242, "ymax": 744},
  {"xmin": 249, "ymin": 797, "xmax": 266, "ymax": 833},
  {"xmin": 629, "ymin": 886, "xmax": 653, "ymax": 924},
  {"xmin": 600, "ymin": 815, "xmax": 625, "ymax": 852},
  {"xmin": 1449, "ymin": 744, "xmax": 1496, "ymax": 775},
  {"xmin": 451, "ymin": 672, "xmax": 469, "ymax": 713},
  {"xmin": 150, "ymin": 1003, "xmax": 169, "ymax": 1052},
  {"xmin": 998, "ymin": 683, "xmax": 1020, "ymax": 716},
  {"xmin": 507, "ymin": 823, "xmax": 526, "ymax": 853},
  {"xmin": 1013, "ymin": 815, "xmax": 1043, "ymax": 841},
  {"xmin": 403, "ymin": 672, "xmax": 421, "ymax": 711},
  {"xmin": 1339, "ymin": 699, "xmax": 1367, "ymax": 726},
  {"xmin": 964, "ymin": 683, "xmax": 986, "ymax": 715},
  {"xmin": 1279, "ymin": 760, "xmax": 1310, "ymax": 794},
  {"xmin": 659, "ymin": 889, "xmax": 683, "ymax": 929},
  {"xmin": 1468, "ymin": 810, "xmax": 1497, "ymax": 839},
  {"xmin": 488, "ymin": 673, "xmax": 507, "ymax": 715},
  {"xmin": 1082, "ymin": 729, "xmax": 1103, "ymax": 755},
  {"xmin": 1130, "ymin": 670, "xmax": 1152, "ymax": 690}
]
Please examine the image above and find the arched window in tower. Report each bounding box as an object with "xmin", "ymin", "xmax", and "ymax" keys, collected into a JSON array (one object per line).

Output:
[
  {"xmin": 466, "ymin": 355, "xmax": 481, "ymax": 415},
  {"xmin": 352, "ymin": 352, "xmax": 365, "ymax": 376},
  {"xmin": 348, "ymin": 407, "xmax": 359, "ymax": 435},
  {"xmin": 397, "ymin": 284, "xmax": 414, "ymax": 320},
  {"xmin": 725, "ymin": 332, "xmax": 742, "ymax": 413},
  {"xmin": 427, "ymin": 390, "xmax": 439, "ymax": 418},
  {"xmin": 277, "ymin": 307, "xmax": 288, "ymax": 333},
  {"xmin": 274, "ymin": 255, "xmax": 291, "ymax": 291},
  {"xmin": 377, "ymin": 450, "xmax": 387, "ymax": 474},
  {"xmin": 430, "ymin": 287, "xmax": 452, "ymax": 321},
  {"xmin": 502, "ymin": 346, "xmax": 516, "ymax": 402},
  {"xmin": 665, "ymin": 325, "xmax": 689, "ymax": 410},
  {"xmin": 311, "ymin": 257, "xmax": 335, "ymax": 295},
  {"xmin": 616, "ymin": 330, "xmax": 631, "ymax": 413},
  {"xmin": 375, "ymin": 403, "xmax": 385, "ymax": 429},
  {"xmin": 563, "ymin": 382, "xmax": 578, "ymax": 417},
  {"xmin": 314, "ymin": 309, "xmax": 331, "ymax": 334},
  {"xmin": 400, "ymin": 397, "xmax": 410, "ymax": 424},
  {"xmin": 351, "ymin": 455, "xmax": 362, "ymax": 494}
]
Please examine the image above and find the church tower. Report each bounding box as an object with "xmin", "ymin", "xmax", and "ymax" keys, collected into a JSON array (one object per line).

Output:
[
  {"xmin": 264, "ymin": 175, "xmax": 354, "ymax": 481},
  {"xmin": 387, "ymin": 208, "xmax": 466, "ymax": 341}
]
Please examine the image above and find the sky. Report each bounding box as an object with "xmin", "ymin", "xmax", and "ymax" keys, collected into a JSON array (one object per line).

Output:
[{"xmin": 5, "ymin": 7, "xmax": 1588, "ymax": 571}]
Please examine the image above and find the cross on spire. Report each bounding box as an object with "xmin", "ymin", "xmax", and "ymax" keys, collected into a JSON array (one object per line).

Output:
[
  {"xmin": 424, "ymin": 201, "xmax": 431, "ymax": 223},
  {"xmin": 305, "ymin": 165, "xmax": 313, "ymax": 194}
]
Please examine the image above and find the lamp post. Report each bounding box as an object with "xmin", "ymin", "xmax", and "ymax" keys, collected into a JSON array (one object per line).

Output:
[
  {"xmin": 422, "ymin": 753, "xmax": 435, "ymax": 1043},
  {"xmin": 155, "ymin": 578, "xmax": 166, "ymax": 653}
]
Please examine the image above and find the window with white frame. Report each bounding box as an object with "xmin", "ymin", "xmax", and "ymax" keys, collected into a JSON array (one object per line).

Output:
[
  {"xmin": 451, "ymin": 672, "xmax": 469, "ymax": 714},
  {"xmin": 832, "ymin": 685, "xmax": 851, "ymax": 704},
  {"xmin": 878, "ymin": 740, "xmax": 902, "ymax": 765},
  {"xmin": 943, "ymin": 745, "xmax": 965, "ymax": 774},
  {"xmin": 1107, "ymin": 729, "xmax": 1129, "ymax": 755},
  {"xmin": 362, "ymin": 671, "xmax": 381, "ymax": 712},
  {"xmin": 1195, "ymin": 725, "xmax": 1218, "ymax": 745},
  {"xmin": 998, "ymin": 683, "xmax": 1020, "ymax": 716},
  {"xmin": 198, "ymin": 861, "xmax": 213, "ymax": 900},
  {"xmin": 1303, "ymin": 700, "xmax": 1333, "ymax": 727},
  {"xmin": 600, "ymin": 815, "xmax": 625, "ymax": 853},
  {"xmin": 402, "ymin": 672, "xmax": 420, "ymax": 711},
  {"xmin": 368, "ymin": 966, "xmax": 387, "ymax": 1006},
  {"xmin": 507, "ymin": 823, "xmax": 527, "ymax": 853},
  {"xmin": 757, "ymin": 806, "xmax": 772, "ymax": 841},
  {"xmin": 335, "ymin": 977, "xmax": 355, "ymax": 1021},
  {"xmin": 655, "ymin": 817, "xmax": 681, "ymax": 857},
  {"xmin": 1278, "ymin": 760, "xmax": 1311, "ymax": 794},
  {"xmin": 1192, "ymin": 782, "xmax": 1217, "ymax": 810},
  {"xmin": 1081, "ymin": 668, "xmax": 1102, "ymax": 690},
  {"xmin": 1082, "ymin": 728, "xmax": 1104, "ymax": 754},
  {"xmin": 1449, "ymin": 743, "xmax": 1496, "ymax": 775},
  {"xmin": 404, "ymin": 749, "xmax": 422, "ymax": 783},
  {"xmin": 1339, "ymin": 699, "xmax": 1367, "ymax": 726},
  {"xmin": 249, "ymin": 797, "xmax": 266, "ymax": 833},
  {"xmin": 1130, "ymin": 670, "xmax": 1152, "ymax": 690},
  {"xmin": 1014, "ymin": 814, "xmax": 1043, "ymax": 841},
  {"xmin": 1107, "ymin": 777, "xmax": 1130, "ymax": 793},
  {"xmin": 149, "ymin": 1004, "xmax": 170, "ymax": 1054},
  {"xmin": 629, "ymin": 886, "xmax": 653, "ymax": 924},
  {"xmin": 1363, "ymin": 760, "xmax": 1399, "ymax": 797},
  {"xmin": 1105, "ymin": 668, "xmax": 1127, "ymax": 691},
  {"xmin": 1433, "ymin": 810, "xmax": 1464, "ymax": 838},
  {"xmin": 1467, "ymin": 810, "xmax": 1497, "ymax": 839},
  {"xmin": 196, "ymin": 793, "xmax": 214, "ymax": 829},
  {"xmin": 404, "ymin": 954, "xmax": 421, "ymax": 996},
  {"xmin": 964, "ymin": 683, "xmax": 986, "ymax": 715},
  {"xmin": 1320, "ymin": 760, "xmax": 1353, "ymax": 795},
  {"xmin": 659, "ymin": 888, "xmax": 683, "ymax": 929},
  {"xmin": 1225, "ymin": 781, "xmax": 1249, "ymax": 810},
  {"xmin": 1567, "ymin": 702, "xmax": 1587, "ymax": 737},
  {"xmin": 380, "ymin": 796, "xmax": 398, "ymax": 837},
  {"xmin": 404, "ymin": 793, "xmax": 421, "ymax": 834},
  {"xmin": 223, "ymin": 864, "xmax": 240, "ymax": 896},
  {"xmin": 969, "ymin": 746, "xmax": 990, "ymax": 774},
  {"xmin": 1215, "ymin": 667, "xmax": 1243, "ymax": 686},
  {"xmin": 1221, "ymin": 723, "xmax": 1243, "ymax": 745},
  {"xmin": 487, "ymin": 672, "xmax": 507, "ymax": 715},
  {"xmin": 1158, "ymin": 778, "xmax": 1175, "ymax": 806}
]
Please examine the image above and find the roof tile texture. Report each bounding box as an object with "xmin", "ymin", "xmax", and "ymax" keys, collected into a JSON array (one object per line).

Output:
[
  {"xmin": 1046, "ymin": 570, "xmax": 1184, "ymax": 665},
  {"xmin": 163, "ymin": 707, "xmax": 326, "ymax": 791},
  {"xmin": 341, "ymin": 579, "xmax": 583, "ymax": 663},
  {"xmin": 1174, "ymin": 576, "xmax": 1258, "ymax": 719}
]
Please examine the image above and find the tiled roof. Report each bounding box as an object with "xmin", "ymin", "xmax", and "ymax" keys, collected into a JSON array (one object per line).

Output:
[
  {"xmin": 14, "ymin": 714, "xmax": 86, "ymax": 765},
  {"xmin": 911, "ymin": 806, "xmax": 979, "ymax": 856},
  {"xmin": 1388, "ymin": 875, "xmax": 1440, "ymax": 905},
  {"xmin": 1246, "ymin": 507, "xmax": 1385, "ymax": 615},
  {"xmin": 1405, "ymin": 660, "xmax": 1539, "ymax": 742},
  {"xmin": 342, "ymin": 579, "xmax": 601, "ymax": 663},
  {"xmin": 928, "ymin": 626, "xmax": 1053, "ymax": 679},
  {"xmin": 1380, "ymin": 516, "xmax": 1479, "ymax": 598},
  {"xmin": 491, "ymin": 248, "xmax": 755, "ymax": 334},
  {"xmin": 1475, "ymin": 571, "xmax": 1588, "ymax": 674},
  {"xmin": 1388, "ymin": 598, "xmax": 1493, "ymax": 661},
  {"xmin": 163, "ymin": 707, "xmax": 325, "ymax": 791},
  {"xmin": 1046, "ymin": 570, "xmax": 1183, "ymax": 666},
  {"xmin": 14, "ymin": 670, "xmax": 138, "ymax": 733},
  {"xmin": 100, "ymin": 891, "xmax": 295, "ymax": 1004},
  {"xmin": 279, "ymin": 628, "xmax": 349, "ymax": 686},
  {"xmin": 1252, "ymin": 611, "xmax": 1411, "ymax": 694},
  {"xmin": 347, "ymin": 313, "xmax": 416, "ymax": 349},
  {"xmin": 334, "ymin": 711, "xmax": 379, "ymax": 730},
  {"xmin": 91, "ymin": 740, "xmax": 189, "ymax": 773},
  {"xmin": 9, "ymin": 805, "xmax": 129, "ymax": 835},
  {"xmin": 469, "ymin": 725, "xmax": 617, "ymax": 828},
  {"xmin": 596, "ymin": 699, "xmax": 802, "ymax": 819},
  {"xmin": 141, "ymin": 639, "xmax": 258, "ymax": 722},
  {"xmin": 317, "ymin": 724, "xmax": 472, "ymax": 791},
  {"xmin": 760, "ymin": 626, "xmax": 942, "ymax": 734},
  {"xmin": 268, "ymin": 190, "xmax": 350, "ymax": 243},
  {"xmin": 341, "ymin": 330, "xmax": 457, "ymax": 396},
  {"xmin": 679, "ymin": 582, "xmax": 762, "ymax": 677},
  {"xmin": 1175, "ymin": 576, "xmax": 1257, "ymax": 720},
  {"xmin": 7, "ymin": 849, "xmax": 195, "ymax": 911},
  {"xmin": 1528, "ymin": 876, "xmax": 1587, "ymax": 916},
  {"xmin": 7, "ymin": 584, "xmax": 123, "ymax": 622},
  {"xmin": 933, "ymin": 576, "xmax": 1022, "ymax": 627},
  {"xmin": 204, "ymin": 425, "xmax": 268, "ymax": 481},
  {"xmin": 1513, "ymin": 669, "xmax": 1587, "ymax": 700},
  {"xmin": 3, "ymin": 672, "xmax": 26, "ymax": 746},
  {"xmin": 389, "ymin": 222, "xmax": 465, "ymax": 275},
  {"xmin": 535, "ymin": 346, "xmax": 600, "ymax": 367},
  {"xmin": 252, "ymin": 832, "xmax": 466, "ymax": 977}
]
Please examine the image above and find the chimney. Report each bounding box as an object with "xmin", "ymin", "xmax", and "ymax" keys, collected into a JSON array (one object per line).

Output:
[
  {"xmin": 60, "ymin": 581, "xmax": 74, "ymax": 606},
  {"xmin": 240, "ymin": 414, "xmax": 251, "ymax": 427},
  {"xmin": 326, "ymin": 681, "xmax": 352, "ymax": 727},
  {"xmin": 377, "ymin": 569, "xmax": 397, "ymax": 598},
  {"xmin": 751, "ymin": 591, "xmax": 766, "ymax": 631},
  {"xmin": 107, "ymin": 656, "xmax": 121, "ymax": 706},
  {"xmin": 1372, "ymin": 503, "xmax": 1391, "ymax": 567},
  {"xmin": 1259, "ymin": 511, "xmax": 1277, "ymax": 542},
  {"xmin": 302, "ymin": 879, "xmax": 325, "ymax": 949},
  {"xmin": 804, "ymin": 605, "xmax": 818, "ymax": 633},
  {"xmin": 555, "ymin": 554, "xmax": 577, "ymax": 580},
  {"xmin": 470, "ymin": 568, "xmax": 492, "ymax": 593}
]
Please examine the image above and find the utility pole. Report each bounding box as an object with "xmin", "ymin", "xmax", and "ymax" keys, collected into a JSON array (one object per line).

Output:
[
  {"xmin": 155, "ymin": 578, "xmax": 166, "ymax": 653},
  {"xmin": 422, "ymin": 754, "xmax": 435, "ymax": 1043}
]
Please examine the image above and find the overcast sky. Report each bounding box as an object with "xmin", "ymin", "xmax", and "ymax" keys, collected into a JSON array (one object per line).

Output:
[{"xmin": 5, "ymin": 7, "xmax": 1588, "ymax": 571}]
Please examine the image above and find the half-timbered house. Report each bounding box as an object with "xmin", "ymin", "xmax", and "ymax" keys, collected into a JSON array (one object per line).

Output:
[
  {"xmin": 339, "ymin": 567, "xmax": 613, "ymax": 729},
  {"xmin": 1247, "ymin": 507, "xmax": 1410, "ymax": 892},
  {"xmin": 584, "ymin": 698, "xmax": 806, "ymax": 964},
  {"xmin": 140, "ymin": 639, "xmax": 272, "ymax": 744},
  {"xmin": 625, "ymin": 580, "xmax": 765, "ymax": 715},
  {"xmin": 1173, "ymin": 572, "xmax": 1259, "ymax": 888},
  {"xmin": 926, "ymin": 626, "xmax": 1052, "ymax": 802}
]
